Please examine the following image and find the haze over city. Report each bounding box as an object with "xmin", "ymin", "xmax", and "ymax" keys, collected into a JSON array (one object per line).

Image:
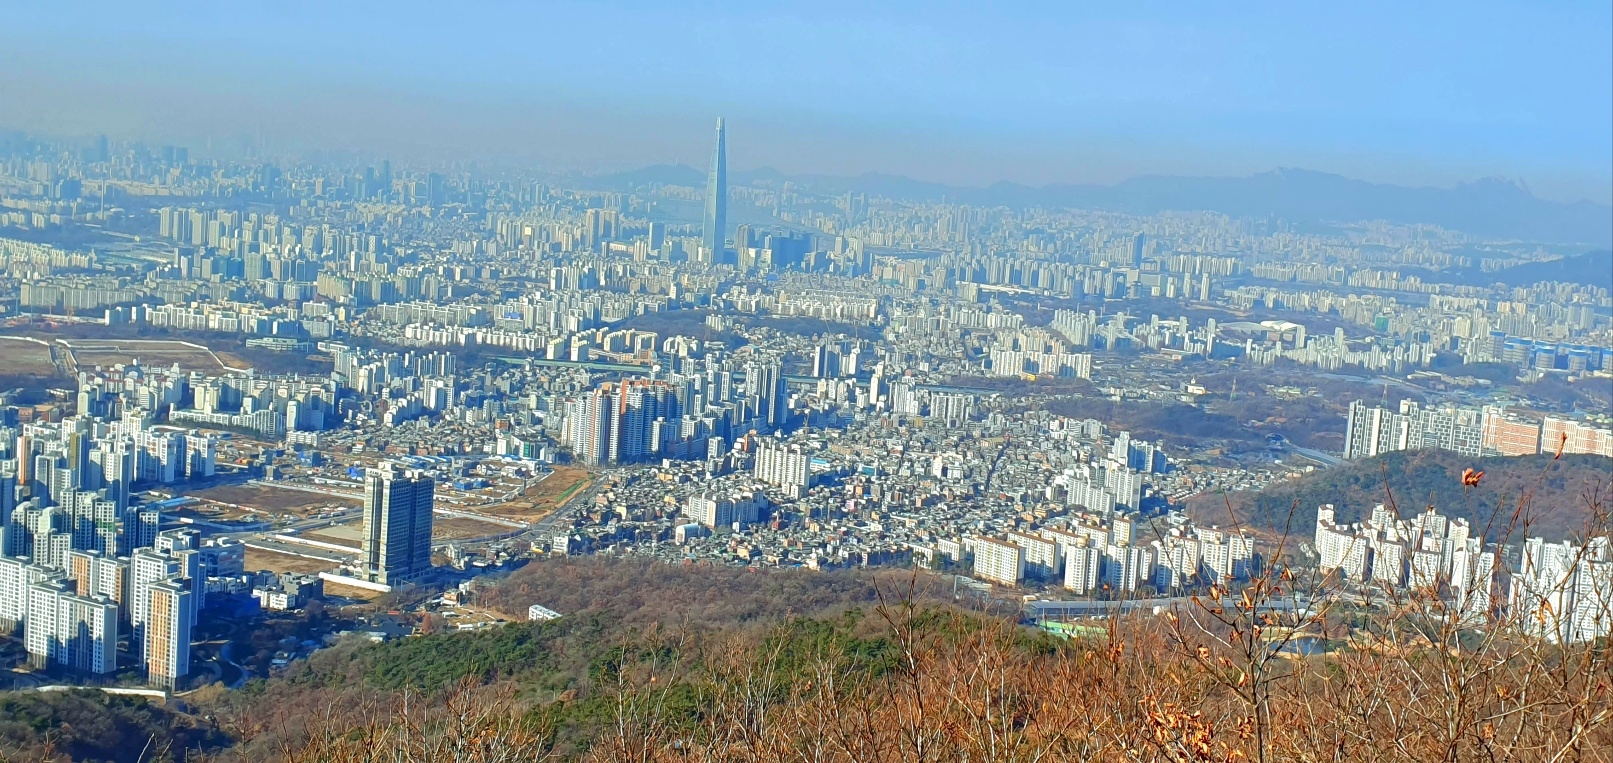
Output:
[
  {"xmin": 3, "ymin": 2, "xmax": 1609, "ymax": 203},
  {"xmin": 0, "ymin": 4, "xmax": 1610, "ymax": 762}
]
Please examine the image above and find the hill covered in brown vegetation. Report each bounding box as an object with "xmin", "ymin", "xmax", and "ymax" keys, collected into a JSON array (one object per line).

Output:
[
  {"xmin": 1, "ymin": 547, "xmax": 1609, "ymax": 763},
  {"xmin": 1202, "ymin": 450, "xmax": 1613, "ymax": 542}
]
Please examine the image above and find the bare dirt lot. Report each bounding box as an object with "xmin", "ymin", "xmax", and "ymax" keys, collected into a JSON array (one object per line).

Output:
[
  {"xmin": 432, "ymin": 516, "xmax": 519, "ymax": 541},
  {"xmin": 245, "ymin": 547, "xmax": 338, "ymax": 576},
  {"xmin": 183, "ymin": 484, "xmax": 361, "ymax": 516},
  {"xmin": 304, "ymin": 516, "xmax": 516, "ymax": 545},
  {"xmin": 476, "ymin": 466, "xmax": 592, "ymax": 522},
  {"xmin": 303, "ymin": 521, "xmax": 366, "ymax": 547},
  {"xmin": 0, "ymin": 337, "xmax": 59, "ymax": 376},
  {"xmin": 63, "ymin": 339, "xmax": 229, "ymax": 373},
  {"xmin": 166, "ymin": 504, "xmax": 269, "ymax": 525},
  {"xmin": 214, "ymin": 350, "xmax": 252, "ymax": 369},
  {"xmin": 321, "ymin": 580, "xmax": 385, "ymax": 602}
]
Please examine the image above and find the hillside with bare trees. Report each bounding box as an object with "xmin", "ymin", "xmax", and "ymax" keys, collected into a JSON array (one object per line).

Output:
[{"xmin": 2, "ymin": 514, "xmax": 1610, "ymax": 763}]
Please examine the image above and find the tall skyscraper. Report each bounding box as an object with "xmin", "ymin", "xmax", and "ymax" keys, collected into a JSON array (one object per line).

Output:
[
  {"xmin": 701, "ymin": 118, "xmax": 727, "ymax": 261},
  {"xmin": 361, "ymin": 462, "xmax": 435, "ymax": 585},
  {"xmin": 648, "ymin": 221, "xmax": 667, "ymax": 252}
]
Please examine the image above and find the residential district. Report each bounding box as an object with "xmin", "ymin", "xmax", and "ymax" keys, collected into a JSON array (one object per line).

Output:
[{"xmin": 0, "ymin": 123, "xmax": 1609, "ymax": 690}]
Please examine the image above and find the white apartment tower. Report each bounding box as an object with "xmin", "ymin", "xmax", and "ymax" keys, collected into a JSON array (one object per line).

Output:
[
  {"xmin": 25, "ymin": 578, "xmax": 117, "ymax": 676},
  {"xmin": 972, "ymin": 536, "xmax": 1026, "ymax": 587},
  {"xmin": 753, "ymin": 439, "xmax": 811, "ymax": 498}
]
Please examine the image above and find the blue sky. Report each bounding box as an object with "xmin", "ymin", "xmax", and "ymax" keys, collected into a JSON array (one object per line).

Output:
[{"xmin": 2, "ymin": 1, "xmax": 1608, "ymax": 202}]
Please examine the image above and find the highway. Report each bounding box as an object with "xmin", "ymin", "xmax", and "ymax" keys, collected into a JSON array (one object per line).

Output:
[{"xmin": 1287, "ymin": 444, "xmax": 1342, "ymax": 467}]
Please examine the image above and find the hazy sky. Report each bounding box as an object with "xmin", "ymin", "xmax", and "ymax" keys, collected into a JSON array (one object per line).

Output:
[{"xmin": 2, "ymin": 1, "xmax": 1609, "ymax": 203}]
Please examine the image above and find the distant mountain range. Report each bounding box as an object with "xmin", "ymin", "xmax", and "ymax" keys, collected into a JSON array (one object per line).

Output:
[{"xmin": 592, "ymin": 165, "xmax": 1612, "ymax": 246}]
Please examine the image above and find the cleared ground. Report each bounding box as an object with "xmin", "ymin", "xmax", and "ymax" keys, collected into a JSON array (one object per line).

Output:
[
  {"xmin": 214, "ymin": 350, "xmax": 252, "ymax": 369},
  {"xmin": 184, "ymin": 484, "xmax": 361, "ymax": 516},
  {"xmin": 321, "ymin": 580, "xmax": 385, "ymax": 602},
  {"xmin": 303, "ymin": 515, "xmax": 515, "ymax": 544},
  {"xmin": 432, "ymin": 516, "xmax": 520, "ymax": 541},
  {"xmin": 0, "ymin": 337, "xmax": 59, "ymax": 376},
  {"xmin": 475, "ymin": 466, "xmax": 592, "ymax": 521},
  {"xmin": 64, "ymin": 339, "xmax": 228, "ymax": 373},
  {"xmin": 167, "ymin": 504, "xmax": 267, "ymax": 524},
  {"xmin": 244, "ymin": 547, "xmax": 338, "ymax": 576},
  {"xmin": 304, "ymin": 522, "xmax": 366, "ymax": 545}
]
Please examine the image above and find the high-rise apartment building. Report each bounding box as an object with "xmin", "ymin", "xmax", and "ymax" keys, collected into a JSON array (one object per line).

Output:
[
  {"xmin": 1063, "ymin": 543, "xmax": 1103, "ymax": 594},
  {"xmin": 929, "ymin": 393, "xmax": 973, "ymax": 428},
  {"xmin": 130, "ymin": 541, "xmax": 198, "ymax": 673},
  {"xmin": 972, "ymin": 536, "xmax": 1026, "ymax": 587},
  {"xmin": 744, "ymin": 358, "xmax": 788, "ymax": 430},
  {"xmin": 1314, "ymin": 503, "xmax": 1494, "ymax": 620},
  {"xmin": 564, "ymin": 380, "xmax": 682, "ymax": 466},
  {"xmin": 1006, "ymin": 531, "xmax": 1059, "ymax": 580},
  {"xmin": 67, "ymin": 549, "xmax": 128, "ymax": 609},
  {"xmin": 683, "ymin": 490, "xmax": 767, "ymax": 529},
  {"xmin": 142, "ymin": 578, "xmax": 192, "ymax": 688},
  {"xmin": 24, "ymin": 578, "xmax": 117, "ymax": 676},
  {"xmin": 1482, "ymin": 407, "xmax": 1544, "ymax": 456},
  {"xmin": 1542, "ymin": 417, "xmax": 1613, "ymax": 457},
  {"xmin": 753, "ymin": 439, "xmax": 811, "ymax": 498},
  {"xmin": 1101, "ymin": 543, "xmax": 1154, "ymax": 593},
  {"xmin": 1347, "ymin": 400, "xmax": 1610, "ymax": 460},
  {"xmin": 0, "ymin": 555, "xmax": 52, "ymax": 633},
  {"xmin": 1343, "ymin": 399, "xmax": 1484, "ymax": 460},
  {"xmin": 361, "ymin": 462, "xmax": 435, "ymax": 585}
]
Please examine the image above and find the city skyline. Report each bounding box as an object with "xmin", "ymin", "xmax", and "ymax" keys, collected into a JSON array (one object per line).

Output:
[
  {"xmin": 0, "ymin": 8, "xmax": 1609, "ymax": 754},
  {"xmin": 1, "ymin": 3, "xmax": 1609, "ymax": 204}
]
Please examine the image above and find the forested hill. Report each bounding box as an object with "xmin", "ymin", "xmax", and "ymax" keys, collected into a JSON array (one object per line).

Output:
[{"xmin": 1221, "ymin": 451, "xmax": 1612, "ymax": 542}]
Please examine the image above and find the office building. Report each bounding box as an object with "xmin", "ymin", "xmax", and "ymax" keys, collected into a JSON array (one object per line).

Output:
[{"xmin": 361, "ymin": 462, "xmax": 436, "ymax": 585}]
